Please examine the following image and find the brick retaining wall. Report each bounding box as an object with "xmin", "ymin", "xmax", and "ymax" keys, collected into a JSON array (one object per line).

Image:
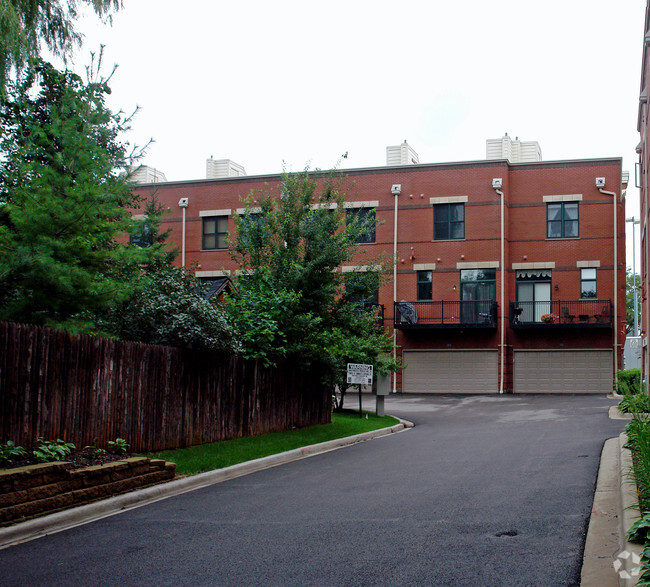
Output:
[{"xmin": 0, "ymin": 458, "xmax": 176, "ymax": 526}]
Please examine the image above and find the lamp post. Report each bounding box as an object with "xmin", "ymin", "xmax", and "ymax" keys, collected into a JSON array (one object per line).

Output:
[{"xmin": 627, "ymin": 216, "xmax": 641, "ymax": 336}]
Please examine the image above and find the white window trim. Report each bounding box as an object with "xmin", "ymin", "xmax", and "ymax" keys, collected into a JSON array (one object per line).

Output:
[
  {"xmin": 542, "ymin": 194, "xmax": 583, "ymax": 202},
  {"xmin": 344, "ymin": 201, "xmax": 379, "ymax": 209},
  {"xmin": 195, "ymin": 270, "xmax": 231, "ymax": 277},
  {"xmin": 457, "ymin": 261, "xmax": 499, "ymax": 269},
  {"xmin": 341, "ymin": 265, "xmax": 382, "ymax": 273},
  {"xmin": 511, "ymin": 262, "xmax": 556, "ymax": 270},
  {"xmin": 200, "ymin": 209, "xmax": 232, "ymax": 217},
  {"xmin": 310, "ymin": 203, "xmax": 338, "ymax": 210},
  {"xmin": 413, "ymin": 263, "xmax": 436, "ymax": 271},
  {"xmin": 429, "ymin": 196, "xmax": 468, "ymax": 205},
  {"xmin": 131, "ymin": 214, "xmax": 146, "ymax": 220},
  {"xmin": 236, "ymin": 207, "xmax": 262, "ymax": 215},
  {"xmin": 576, "ymin": 260, "xmax": 601, "ymax": 268}
]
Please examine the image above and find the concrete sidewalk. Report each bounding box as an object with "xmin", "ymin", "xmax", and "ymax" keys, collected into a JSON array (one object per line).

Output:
[{"xmin": 0, "ymin": 418, "xmax": 412, "ymax": 550}]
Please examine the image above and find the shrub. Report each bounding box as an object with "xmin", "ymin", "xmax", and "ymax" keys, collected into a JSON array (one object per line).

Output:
[
  {"xmin": 0, "ymin": 441, "xmax": 27, "ymax": 465},
  {"xmin": 107, "ymin": 438, "xmax": 129, "ymax": 455},
  {"xmin": 32, "ymin": 437, "xmax": 75, "ymax": 463},
  {"xmin": 618, "ymin": 368, "xmax": 642, "ymax": 395},
  {"xmin": 620, "ymin": 393, "xmax": 650, "ymax": 414}
]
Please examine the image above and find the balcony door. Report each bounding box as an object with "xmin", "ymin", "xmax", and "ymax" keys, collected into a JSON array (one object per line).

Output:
[
  {"xmin": 460, "ymin": 269, "xmax": 496, "ymax": 324},
  {"xmin": 516, "ymin": 270, "xmax": 551, "ymax": 322}
]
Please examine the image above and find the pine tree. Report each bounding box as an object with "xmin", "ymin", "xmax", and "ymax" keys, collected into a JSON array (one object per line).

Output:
[{"xmin": 0, "ymin": 58, "xmax": 143, "ymax": 329}]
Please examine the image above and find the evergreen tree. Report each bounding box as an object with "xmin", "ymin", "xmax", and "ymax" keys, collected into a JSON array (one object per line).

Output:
[{"xmin": 0, "ymin": 58, "xmax": 143, "ymax": 329}]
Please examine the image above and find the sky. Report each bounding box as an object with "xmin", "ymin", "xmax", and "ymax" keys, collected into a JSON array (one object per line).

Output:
[{"xmin": 70, "ymin": 0, "xmax": 646, "ymax": 268}]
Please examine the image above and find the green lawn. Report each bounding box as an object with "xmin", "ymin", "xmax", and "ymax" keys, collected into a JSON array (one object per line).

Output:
[{"xmin": 143, "ymin": 410, "xmax": 399, "ymax": 476}]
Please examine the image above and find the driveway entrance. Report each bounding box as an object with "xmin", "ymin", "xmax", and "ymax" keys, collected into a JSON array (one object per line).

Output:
[{"xmin": 0, "ymin": 395, "xmax": 624, "ymax": 586}]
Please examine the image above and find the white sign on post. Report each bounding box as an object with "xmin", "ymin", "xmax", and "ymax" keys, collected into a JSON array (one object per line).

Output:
[{"xmin": 347, "ymin": 363, "xmax": 373, "ymax": 385}]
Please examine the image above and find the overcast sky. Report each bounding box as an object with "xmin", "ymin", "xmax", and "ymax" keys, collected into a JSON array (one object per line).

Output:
[{"xmin": 72, "ymin": 0, "xmax": 646, "ymax": 268}]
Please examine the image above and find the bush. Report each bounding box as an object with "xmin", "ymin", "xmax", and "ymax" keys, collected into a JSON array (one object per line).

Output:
[
  {"xmin": 620, "ymin": 393, "xmax": 650, "ymax": 414},
  {"xmin": 618, "ymin": 368, "xmax": 642, "ymax": 395},
  {"xmin": 32, "ymin": 437, "xmax": 75, "ymax": 463}
]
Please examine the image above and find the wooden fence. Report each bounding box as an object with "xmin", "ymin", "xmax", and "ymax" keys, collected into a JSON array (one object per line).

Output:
[{"xmin": 0, "ymin": 322, "xmax": 331, "ymax": 452}]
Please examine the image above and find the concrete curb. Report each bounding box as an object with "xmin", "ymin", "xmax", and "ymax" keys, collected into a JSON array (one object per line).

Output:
[
  {"xmin": 0, "ymin": 417, "xmax": 413, "ymax": 550},
  {"xmin": 581, "ymin": 432, "xmax": 643, "ymax": 586},
  {"xmin": 617, "ymin": 433, "xmax": 643, "ymax": 586}
]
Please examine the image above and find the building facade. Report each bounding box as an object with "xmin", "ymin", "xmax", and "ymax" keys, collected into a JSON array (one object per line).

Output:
[
  {"xmin": 639, "ymin": 0, "xmax": 650, "ymax": 389},
  {"xmin": 132, "ymin": 156, "xmax": 626, "ymax": 394}
]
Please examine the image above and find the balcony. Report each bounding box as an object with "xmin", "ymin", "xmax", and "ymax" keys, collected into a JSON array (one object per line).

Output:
[
  {"xmin": 394, "ymin": 300, "xmax": 498, "ymax": 330},
  {"xmin": 509, "ymin": 300, "xmax": 612, "ymax": 329}
]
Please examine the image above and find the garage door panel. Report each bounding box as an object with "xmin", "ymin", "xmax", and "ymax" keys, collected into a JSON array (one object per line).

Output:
[
  {"xmin": 402, "ymin": 350, "xmax": 498, "ymax": 394},
  {"xmin": 514, "ymin": 350, "xmax": 612, "ymax": 394}
]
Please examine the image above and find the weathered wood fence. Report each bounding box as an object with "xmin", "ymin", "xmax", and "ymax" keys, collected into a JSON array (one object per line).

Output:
[{"xmin": 0, "ymin": 322, "xmax": 331, "ymax": 452}]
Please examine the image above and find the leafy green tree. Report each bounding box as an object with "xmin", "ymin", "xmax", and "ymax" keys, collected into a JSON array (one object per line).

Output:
[
  {"xmin": 228, "ymin": 170, "xmax": 398, "ymax": 393},
  {"xmin": 101, "ymin": 265, "xmax": 239, "ymax": 352},
  {"xmin": 0, "ymin": 0, "xmax": 121, "ymax": 97},
  {"xmin": 0, "ymin": 58, "xmax": 144, "ymax": 329},
  {"xmin": 627, "ymin": 267, "xmax": 641, "ymax": 334}
]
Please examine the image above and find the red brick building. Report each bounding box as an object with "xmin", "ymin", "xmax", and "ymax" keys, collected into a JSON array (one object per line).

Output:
[
  {"xmin": 133, "ymin": 156, "xmax": 626, "ymax": 394},
  {"xmin": 639, "ymin": 0, "xmax": 650, "ymax": 389}
]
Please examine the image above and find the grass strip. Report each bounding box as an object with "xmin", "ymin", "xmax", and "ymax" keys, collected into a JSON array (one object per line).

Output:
[{"xmin": 142, "ymin": 410, "xmax": 399, "ymax": 476}]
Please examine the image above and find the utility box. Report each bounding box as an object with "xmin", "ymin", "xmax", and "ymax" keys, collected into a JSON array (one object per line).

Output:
[{"xmin": 376, "ymin": 373, "xmax": 390, "ymax": 396}]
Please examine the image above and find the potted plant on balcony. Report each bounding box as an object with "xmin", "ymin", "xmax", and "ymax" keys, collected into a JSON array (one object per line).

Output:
[{"xmin": 541, "ymin": 313, "xmax": 558, "ymax": 324}]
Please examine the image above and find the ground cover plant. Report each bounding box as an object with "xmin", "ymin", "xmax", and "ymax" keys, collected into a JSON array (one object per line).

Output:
[
  {"xmin": 143, "ymin": 411, "xmax": 399, "ymax": 476},
  {"xmin": 0, "ymin": 437, "xmax": 131, "ymax": 470},
  {"xmin": 624, "ymin": 408, "xmax": 650, "ymax": 584}
]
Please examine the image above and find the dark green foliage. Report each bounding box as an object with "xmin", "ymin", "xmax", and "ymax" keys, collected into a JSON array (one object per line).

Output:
[
  {"xmin": 32, "ymin": 437, "xmax": 75, "ymax": 462},
  {"xmin": 0, "ymin": 58, "xmax": 147, "ymax": 330},
  {"xmin": 627, "ymin": 268, "xmax": 641, "ymax": 334},
  {"xmin": 128, "ymin": 192, "xmax": 178, "ymax": 270},
  {"xmin": 620, "ymin": 393, "xmax": 650, "ymax": 414},
  {"xmin": 101, "ymin": 265, "xmax": 239, "ymax": 352},
  {"xmin": 0, "ymin": 0, "xmax": 121, "ymax": 98},
  {"xmin": 228, "ymin": 170, "xmax": 397, "ymax": 383},
  {"xmin": 0, "ymin": 440, "xmax": 27, "ymax": 465},
  {"xmin": 106, "ymin": 437, "xmax": 129, "ymax": 455},
  {"xmin": 618, "ymin": 368, "xmax": 642, "ymax": 396}
]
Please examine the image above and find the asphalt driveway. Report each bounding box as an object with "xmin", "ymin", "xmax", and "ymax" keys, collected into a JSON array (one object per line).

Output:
[{"xmin": 0, "ymin": 394, "xmax": 624, "ymax": 586}]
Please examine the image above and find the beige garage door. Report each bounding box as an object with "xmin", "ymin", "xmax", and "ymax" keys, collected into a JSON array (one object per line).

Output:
[
  {"xmin": 402, "ymin": 350, "xmax": 498, "ymax": 394},
  {"xmin": 513, "ymin": 350, "xmax": 613, "ymax": 394}
]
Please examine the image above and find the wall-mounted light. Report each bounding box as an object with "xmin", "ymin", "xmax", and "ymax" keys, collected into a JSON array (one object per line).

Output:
[
  {"xmin": 554, "ymin": 285, "xmax": 559, "ymax": 290},
  {"xmin": 453, "ymin": 285, "xmax": 457, "ymax": 291},
  {"xmin": 461, "ymin": 254, "xmax": 465, "ymax": 259},
  {"xmin": 523, "ymin": 255, "xmax": 527, "ymax": 260},
  {"xmin": 437, "ymin": 258, "xmax": 441, "ymax": 262}
]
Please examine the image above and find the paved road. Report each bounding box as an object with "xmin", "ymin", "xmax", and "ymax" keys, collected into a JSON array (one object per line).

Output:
[{"xmin": 0, "ymin": 394, "xmax": 624, "ymax": 586}]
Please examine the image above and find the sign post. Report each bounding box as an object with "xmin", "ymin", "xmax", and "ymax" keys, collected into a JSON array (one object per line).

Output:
[{"xmin": 347, "ymin": 363, "xmax": 373, "ymax": 419}]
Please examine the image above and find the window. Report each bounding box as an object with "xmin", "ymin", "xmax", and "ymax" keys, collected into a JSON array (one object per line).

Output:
[
  {"xmin": 129, "ymin": 222, "xmax": 152, "ymax": 247},
  {"xmin": 516, "ymin": 270, "xmax": 552, "ymax": 322},
  {"xmin": 580, "ymin": 268, "xmax": 597, "ymax": 298},
  {"xmin": 202, "ymin": 216, "xmax": 228, "ymax": 249},
  {"xmin": 417, "ymin": 270, "xmax": 432, "ymax": 300},
  {"xmin": 434, "ymin": 203, "xmax": 464, "ymax": 240},
  {"xmin": 547, "ymin": 202, "xmax": 578, "ymax": 238},
  {"xmin": 460, "ymin": 269, "xmax": 496, "ymax": 323},
  {"xmin": 346, "ymin": 207, "xmax": 376, "ymax": 243}
]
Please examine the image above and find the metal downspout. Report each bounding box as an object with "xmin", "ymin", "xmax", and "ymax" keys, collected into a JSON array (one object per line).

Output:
[
  {"xmin": 599, "ymin": 187, "xmax": 619, "ymax": 389},
  {"xmin": 495, "ymin": 188, "xmax": 505, "ymax": 394},
  {"xmin": 392, "ymin": 189, "xmax": 399, "ymax": 393}
]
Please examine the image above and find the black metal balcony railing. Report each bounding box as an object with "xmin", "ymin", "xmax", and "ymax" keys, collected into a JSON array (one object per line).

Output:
[
  {"xmin": 394, "ymin": 300, "xmax": 498, "ymax": 329},
  {"xmin": 509, "ymin": 300, "xmax": 612, "ymax": 328}
]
